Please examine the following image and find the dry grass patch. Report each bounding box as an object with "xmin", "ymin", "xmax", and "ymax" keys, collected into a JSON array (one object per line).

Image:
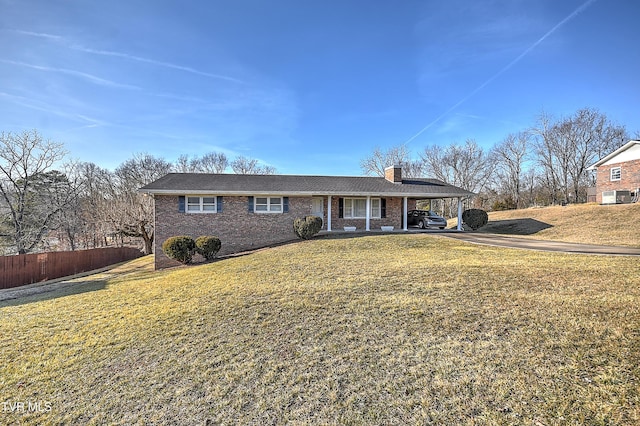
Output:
[
  {"xmin": 1, "ymin": 235, "xmax": 639, "ymax": 424},
  {"xmin": 449, "ymin": 203, "xmax": 640, "ymax": 247}
]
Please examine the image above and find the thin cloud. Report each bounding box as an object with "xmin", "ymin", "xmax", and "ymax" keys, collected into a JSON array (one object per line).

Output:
[
  {"xmin": 0, "ymin": 59, "xmax": 141, "ymax": 90},
  {"xmin": 9, "ymin": 29, "xmax": 63, "ymax": 40},
  {"xmin": 72, "ymin": 46, "xmax": 245, "ymax": 84},
  {"xmin": 0, "ymin": 91, "xmax": 109, "ymax": 126},
  {"xmin": 405, "ymin": 0, "xmax": 598, "ymax": 144},
  {"xmin": 9, "ymin": 28, "xmax": 244, "ymax": 84}
]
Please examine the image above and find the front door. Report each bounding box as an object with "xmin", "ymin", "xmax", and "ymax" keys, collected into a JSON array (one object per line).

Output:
[{"xmin": 311, "ymin": 197, "xmax": 324, "ymax": 228}]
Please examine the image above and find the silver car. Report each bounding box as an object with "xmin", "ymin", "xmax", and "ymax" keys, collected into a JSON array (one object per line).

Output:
[{"xmin": 407, "ymin": 210, "xmax": 447, "ymax": 229}]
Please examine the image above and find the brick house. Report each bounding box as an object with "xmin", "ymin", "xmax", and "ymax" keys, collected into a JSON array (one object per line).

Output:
[
  {"xmin": 139, "ymin": 166, "xmax": 474, "ymax": 269},
  {"xmin": 587, "ymin": 140, "xmax": 640, "ymax": 204}
]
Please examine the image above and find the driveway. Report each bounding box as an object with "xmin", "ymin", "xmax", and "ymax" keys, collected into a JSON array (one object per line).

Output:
[{"xmin": 440, "ymin": 232, "xmax": 640, "ymax": 256}]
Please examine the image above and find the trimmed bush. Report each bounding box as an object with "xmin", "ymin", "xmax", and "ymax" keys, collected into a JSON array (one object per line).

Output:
[
  {"xmin": 462, "ymin": 209, "xmax": 489, "ymax": 230},
  {"xmin": 162, "ymin": 236, "xmax": 196, "ymax": 264},
  {"xmin": 195, "ymin": 236, "xmax": 222, "ymax": 261},
  {"xmin": 293, "ymin": 216, "xmax": 323, "ymax": 240}
]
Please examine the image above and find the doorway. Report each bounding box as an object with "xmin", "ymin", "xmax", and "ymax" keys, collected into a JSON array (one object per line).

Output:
[{"xmin": 311, "ymin": 197, "xmax": 324, "ymax": 228}]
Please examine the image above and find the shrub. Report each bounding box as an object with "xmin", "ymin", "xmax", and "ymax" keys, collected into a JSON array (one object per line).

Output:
[
  {"xmin": 195, "ymin": 236, "xmax": 222, "ymax": 261},
  {"xmin": 293, "ymin": 216, "xmax": 323, "ymax": 240},
  {"xmin": 462, "ymin": 209, "xmax": 488, "ymax": 230},
  {"xmin": 162, "ymin": 236, "xmax": 196, "ymax": 264}
]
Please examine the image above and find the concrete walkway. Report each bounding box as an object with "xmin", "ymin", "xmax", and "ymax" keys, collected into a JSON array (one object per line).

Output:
[{"xmin": 440, "ymin": 232, "xmax": 640, "ymax": 256}]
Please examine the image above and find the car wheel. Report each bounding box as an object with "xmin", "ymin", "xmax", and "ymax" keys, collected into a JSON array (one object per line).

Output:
[{"xmin": 418, "ymin": 220, "xmax": 425, "ymax": 229}]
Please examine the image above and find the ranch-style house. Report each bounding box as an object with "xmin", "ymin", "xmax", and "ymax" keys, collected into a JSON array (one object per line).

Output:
[{"xmin": 140, "ymin": 166, "xmax": 474, "ymax": 269}]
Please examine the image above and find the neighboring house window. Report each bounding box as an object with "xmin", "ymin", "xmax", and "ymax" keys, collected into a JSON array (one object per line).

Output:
[
  {"xmin": 343, "ymin": 198, "xmax": 381, "ymax": 219},
  {"xmin": 186, "ymin": 196, "xmax": 216, "ymax": 213},
  {"xmin": 610, "ymin": 167, "xmax": 621, "ymax": 181},
  {"xmin": 255, "ymin": 197, "xmax": 283, "ymax": 213}
]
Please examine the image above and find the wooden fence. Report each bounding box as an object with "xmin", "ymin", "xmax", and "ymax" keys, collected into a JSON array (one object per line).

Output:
[{"xmin": 0, "ymin": 247, "xmax": 143, "ymax": 290}]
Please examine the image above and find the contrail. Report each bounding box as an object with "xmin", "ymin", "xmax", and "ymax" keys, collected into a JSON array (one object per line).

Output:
[
  {"xmin": 71, "ymin": 46, "xmax": 245, "ymax": 84},
  {"xmin": 0, "ymin": 59, "xmax": 142, "ymax": 90},
  {"xmin": 404, "ymin": 0, "xmax": 598, "ymax": 144},
  {"xmin": 9, "ymin": 29, "xmax": 244, "ymax": 84}
]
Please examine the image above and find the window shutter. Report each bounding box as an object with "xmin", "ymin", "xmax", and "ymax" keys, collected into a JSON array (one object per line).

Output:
[
  {"xmin": 217, "ymin": 196, "xmax": 223, "ymax": 213},
  {"xmin": 283, "ymin": 197, "xmax": 289, "ymax": 213},
  {"xmin": 381, "ymin": 198, "xmax": 387, "ymax": 218},
  {"xmin": 178, "ymin": 196, "xmax": 185, "ymax": 213},
  {"xmin": 248, "ymin": 196, "xmax": 254, "ymax": 213},
  {"xmin": 338, "ymin": 198, "xmax": 344, "ymax": 218}
]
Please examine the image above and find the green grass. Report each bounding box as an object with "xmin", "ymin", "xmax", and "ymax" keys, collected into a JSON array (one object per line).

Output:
[{"xmin": 1, "ymin": 235, "xmax": 639, "ymax": 424}]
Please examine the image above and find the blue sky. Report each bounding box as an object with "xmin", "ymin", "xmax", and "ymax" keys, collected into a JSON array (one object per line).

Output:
[{"xmin": 1, "ymin": 0, "xmax": 638, "ymax": 175}]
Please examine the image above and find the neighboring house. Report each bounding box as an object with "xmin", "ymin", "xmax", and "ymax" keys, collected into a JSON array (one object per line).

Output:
[
  {"xmin": 587, "ymin": 140, "xmax": 640, "ymax": 204},
  {"xmin": 139, "ymin": 166, "xmax": 474, "ymax": 269}
]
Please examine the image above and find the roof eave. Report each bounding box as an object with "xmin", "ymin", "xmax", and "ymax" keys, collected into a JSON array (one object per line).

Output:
[
  {"xmin": 589, "ymin": 140, "xmax": 640, "ymax": 169},
  {"xmin": 139, "ymin": 189, "xmax": 474, "ymax": 198}
]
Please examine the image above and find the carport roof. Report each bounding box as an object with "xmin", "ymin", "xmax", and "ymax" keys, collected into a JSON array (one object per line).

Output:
[{"xmin": 140, "ymin": 173, "xmax": 475, "ymax": 198}]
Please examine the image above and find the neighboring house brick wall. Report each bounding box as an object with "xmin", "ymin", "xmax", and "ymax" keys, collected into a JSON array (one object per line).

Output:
[
  {"xmin": 154, "ymin": 195, "xmax": 313, "ymax": 269},
  {"xmin": 595, "ymin": 159, "xmax": 640, "ymax": 204}
]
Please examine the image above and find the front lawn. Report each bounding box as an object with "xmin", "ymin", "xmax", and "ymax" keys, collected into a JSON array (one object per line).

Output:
[{"xmin": 1, "ymin": 235, "xmax": 639, "ymax": 424}]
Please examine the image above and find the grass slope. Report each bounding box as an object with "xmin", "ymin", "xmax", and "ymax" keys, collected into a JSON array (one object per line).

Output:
[
  {"xmin": 1, "ymin": 235, "xmax": 639, "ymax": 424},
  {"xmin": 450, "ymin": 203, "xmax": 640, "ymax": 247}
]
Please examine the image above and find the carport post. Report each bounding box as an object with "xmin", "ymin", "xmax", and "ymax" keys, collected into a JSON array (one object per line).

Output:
[{"xmin": 457, "ymin": 198, "xmax": 463, "ymax": 231}]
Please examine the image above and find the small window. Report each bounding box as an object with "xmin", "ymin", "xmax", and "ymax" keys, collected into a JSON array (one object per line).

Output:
[
  {"xmin": 255, "ymin": 196, "xmax": 283, "ymax": 213},
  {"xmin": 610, "ymin": 167, "xmax": 621, "ymax": 181},
  {"xmin": 187, "ymin": 196, "xmax": 217, "ymax": 213}
]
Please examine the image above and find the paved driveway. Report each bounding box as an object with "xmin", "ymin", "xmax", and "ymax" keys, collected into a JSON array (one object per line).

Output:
[{"xmin": 440, "ymin": 232, "xmax": 640, "ymax": 256}]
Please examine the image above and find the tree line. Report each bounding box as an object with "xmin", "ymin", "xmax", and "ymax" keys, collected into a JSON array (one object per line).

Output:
[
  {"xmin": 0, "ymin": 107, "xmax": 633, "ymax": 256},
  {"xmin": 0, "ymin": 130, "xmax": 276, "ymax": 255},
  {"xmin": 360, "ymin": 107, "xmax": 631, "ymax": 215}
]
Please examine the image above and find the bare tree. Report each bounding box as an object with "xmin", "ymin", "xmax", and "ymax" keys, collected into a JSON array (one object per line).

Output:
[
  {"xmin": 108, "ymin": 153, "xmax": 173, "ymax": 254},
  {"xmin": 421, "ymin": 139, "xmax": 494, "ymax": 216},
  {"xmin": 421, "ymin": 139, "xmax": 494, "ymax": 193},
  {"xmin": 230, "ymin": 156, "xmax": 276, "ymax": 174},
  {"xmin": 0, "ymin": 130, "xmax": 80, "ymax": 254},
  {"xmin": 175, "ymin": 152, "xmax": 229, "ymax": 173},
  {"xmin": 532, "ymin": 108, "xmax": 627, "ymax": 203},
  {"xmin": 360, "ymin": 144, "xmax": 423, "ymax": 178},
  {"xmin": 195, "ymin": 152, "xmax": 228, "ymax": 173},
  {"xmin": 71, "ymin": 162, "xmax": 115, "ymax": 249},
  {"xmin": 491, "ymin": 132, "xmax": 530, "ymax": 208},
  {"xmin": 174, "ymin": 154, "xmax": 192, "ymax": 173}
]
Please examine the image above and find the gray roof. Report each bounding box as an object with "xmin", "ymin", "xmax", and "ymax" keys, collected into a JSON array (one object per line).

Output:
[{"xmin": 139, "ymin": 173, "xmax": 475, "ymax": 198}]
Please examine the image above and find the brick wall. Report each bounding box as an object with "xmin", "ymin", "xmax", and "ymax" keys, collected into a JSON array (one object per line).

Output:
[
  {"xmin": 153, "ymin": 195, "xmax": 419, "ymax": 269},
  {"xmin": 595, "ymin": 159, "xmax": 640, "ymax": 203},
  {"xmin": 154, "ymin": 195, "xmax": 313, "ymax": 269}
]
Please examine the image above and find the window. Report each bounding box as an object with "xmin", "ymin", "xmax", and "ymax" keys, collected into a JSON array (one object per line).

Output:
[
  {"xmin": 344, "ymin": 198, "xmax": 381, "ymax": 219},
  {"xmin": 255, "ymin": 197, "xmax": 283, "ymax": 213},
  {"xmin": 370, "ymin": 198, "xmax": 381, "ymax": 218},
  {"xmin": 186, "ymin": 196, "xmax": 216, "ymax": 213},
  {"xmin": 610, "ymin": 167, "xmax": 621, "ymax": 181}
]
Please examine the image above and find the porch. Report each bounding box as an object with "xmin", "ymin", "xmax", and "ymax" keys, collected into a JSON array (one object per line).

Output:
[{"xmin": 310, "ymin": 195, "xmax": 466, "ymax": 233}]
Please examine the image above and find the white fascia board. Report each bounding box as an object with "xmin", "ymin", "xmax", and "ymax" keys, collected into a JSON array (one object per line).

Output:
[{"xmin": 589, "ymin": 140, "xmax": 640, "ymax": 169}]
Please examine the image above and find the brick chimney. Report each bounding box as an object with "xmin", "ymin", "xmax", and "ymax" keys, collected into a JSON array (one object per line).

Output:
[{"xmin": 384, "ymin": 165, "xmax": 402, "ymax": 183}]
